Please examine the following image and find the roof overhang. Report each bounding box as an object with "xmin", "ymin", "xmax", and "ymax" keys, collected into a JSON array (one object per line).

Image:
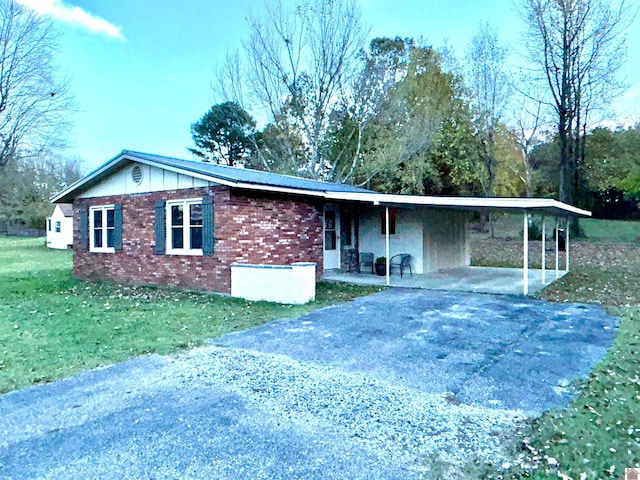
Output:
[
  {"xmin": 325, "ymin": 192, "xmax": 591, "ymax": 217},
  {"xmin": 51, "ymin": 151, "xmax": 330, "ymax": 203},
  {"xmin": 51, "ymin": 150, "xmax": 590, "ymax": 217}
]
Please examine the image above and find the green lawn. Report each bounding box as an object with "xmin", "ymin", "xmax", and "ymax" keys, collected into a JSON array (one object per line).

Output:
[
  {"xmin": 581, "ymin": 217, "xmax": 640, "ymax": 243},
  {"xmin": 0, "ymin": 237, "xmax": 381, "ymax": 394},
  {"xmin": 474, "ymin": 214, "xmax": 640, "ymax": 244}
]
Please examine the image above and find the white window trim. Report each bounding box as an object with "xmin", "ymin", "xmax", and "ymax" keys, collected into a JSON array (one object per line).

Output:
[
  {"xmin": 89, "ymin": 205, "xmax": 116, "ymax": 253},
  {"xmin": 166, "ymin": 198, "xmax": 203, "ymax": 256}
]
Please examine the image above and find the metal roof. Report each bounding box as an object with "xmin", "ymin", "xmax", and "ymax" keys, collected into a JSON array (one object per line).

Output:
[
  {"xmin": 51, "ymin": 150, "xmax": 591, "ymax": 217},
  {"xmin": 126, "ymin": 151, "xmax": 374, "ymax": 193},
  {"xmin": 325, "ymin": 192, "xmax": 592, "ymax": 217},
  {"xmin": 51, "ymin": 150, "xmax": 374, "ymax": 203}
]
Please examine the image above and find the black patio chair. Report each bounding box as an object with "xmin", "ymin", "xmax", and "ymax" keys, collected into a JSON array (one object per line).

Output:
[
  {"xmin": 390, "ymin": 254, "xmax": 412, "ymax": 278},
  {"xmin": 358, "ymin": 252, "xmax": 374, "ymax": 274}
]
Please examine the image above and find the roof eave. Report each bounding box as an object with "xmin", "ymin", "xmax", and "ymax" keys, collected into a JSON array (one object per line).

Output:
[
  {"xmin": 325, "ymin": 192, "xmax": 592, "ymax": 217},
  {"xmin": 50, "ymin": 151, "xmax": 334, "ymax": 203}
]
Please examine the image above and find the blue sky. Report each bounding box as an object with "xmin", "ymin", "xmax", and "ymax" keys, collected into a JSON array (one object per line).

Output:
[{"xmin": 16, "ymin": 0, "xmax": 640, "ymax": 171}]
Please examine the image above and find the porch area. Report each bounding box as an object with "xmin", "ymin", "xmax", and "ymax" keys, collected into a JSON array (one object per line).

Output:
[{"xmin": 323, "ymin": 266, "xmax": 568, "ymax": 296}]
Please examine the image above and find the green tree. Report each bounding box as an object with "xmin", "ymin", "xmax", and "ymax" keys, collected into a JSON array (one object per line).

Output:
[
  {"xmin": 189, "ymin": 102, "xmax": 256, "ymax": 166},
  {"xmin": 353, "ymin": 40, "xmax": 482, "ymax": 195},
  {"xmin": 0, "ymin": 153, "xmax": 83, "ymax": 229}
]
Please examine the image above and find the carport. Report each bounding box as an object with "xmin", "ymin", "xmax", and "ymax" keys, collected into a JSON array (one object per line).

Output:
[{"xmin": 325, "ymin": 193, "xmax": 592, "ymax": 295}]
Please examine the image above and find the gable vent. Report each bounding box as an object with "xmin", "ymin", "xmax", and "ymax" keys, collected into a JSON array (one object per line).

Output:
[{"xmin": 131, "ymin": 165, "xmax": 143, "ymax": 184}]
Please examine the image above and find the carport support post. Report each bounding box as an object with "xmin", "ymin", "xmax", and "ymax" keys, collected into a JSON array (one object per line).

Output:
[
  {"xmin": 565, "ymin": 217, "xmax": 570, "ymax": 272},
  {"xmin": 555, "ymin": 217, "xmax": 559, "ymax": 279},
  {"xmin": 541, "ymin": 216, "xmax": 546, "ymax": 285},
  {"xmin": 523, "ymin": 212, "xmax": 528, "ymax": 295},
  {"xmin": 385, "ymin": 207, "xmax": 390, "ymax": 286}
]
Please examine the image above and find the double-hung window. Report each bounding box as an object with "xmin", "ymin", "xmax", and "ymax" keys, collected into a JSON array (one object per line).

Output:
[
  {"xmin": 166, "ymin": 199, "xmax": 203, "ymax": 255},
  {"xmin": 90, "ymin": 205, "xmax": 115, "ymax": 252}
]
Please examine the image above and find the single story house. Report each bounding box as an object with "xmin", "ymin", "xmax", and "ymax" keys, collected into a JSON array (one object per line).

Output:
[
  {"xmin": 51, "ymin": 150, "xmax": 590, "ymax": 302},
  {"xmin": 46, "ymin": 204, "xmax": 74, "ymax": 249}
]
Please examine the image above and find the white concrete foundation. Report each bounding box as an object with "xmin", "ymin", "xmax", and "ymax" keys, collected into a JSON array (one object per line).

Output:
[{"xmin": 231, "ymin": 263, "xmax": 316, "ymax": 304}]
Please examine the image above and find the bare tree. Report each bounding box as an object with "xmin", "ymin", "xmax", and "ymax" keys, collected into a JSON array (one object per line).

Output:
[
  {"xmin": 215, "ymin": 0, "xmax": 366, "ymax": 179},
  {"xmin": 511, "ymin": 95, "xmax": 545, "ymax": 197},
  {"xmin": 518, "ymin": 0, "xmax": 633, "ymax": 212},
  {"xmin": 325, "ymin": 37, "xmax": 411, "ymax": 183},
  {"xmin": 466, "ymin": 22, "xmax": 511, "ymax": 197},
  {"xmin": 0, "ymin": 0, "xmax": 70, "ymax": 168}
]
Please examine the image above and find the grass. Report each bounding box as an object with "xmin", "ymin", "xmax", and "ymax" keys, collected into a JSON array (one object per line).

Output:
[
  {"xmin": 470, "ymin": 217, "xmax": 640, "ymax": 478},
  {"xmin": 472, "ymin": 213, "xmax": 640, "ymax": 244},
  {"xmin": 580, "ymin": 217, "xmax": 640, "ymax": 244},
  {"xmin": 0, "ymin": 237, "xmax": 382, "ymax": 394},
  {"xmin": 493, "ymin": 306, "xmax": 640, "ymax": 479}
]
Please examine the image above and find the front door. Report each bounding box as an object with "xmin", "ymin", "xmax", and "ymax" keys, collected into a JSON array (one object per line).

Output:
[{"xmin": 323, "ymin": 206, "xmax": 340, "ymax": 270}]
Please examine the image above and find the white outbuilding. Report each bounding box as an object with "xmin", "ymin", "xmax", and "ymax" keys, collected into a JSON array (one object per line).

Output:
[{"xmin": 46, "ymin": 204, "xmax": 74, "ymax": 249}]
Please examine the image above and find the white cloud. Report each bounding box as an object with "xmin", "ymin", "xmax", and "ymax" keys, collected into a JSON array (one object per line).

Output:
[{"xmin": 16, "ymin": 0, "xmax": 124, "ymax": 40}]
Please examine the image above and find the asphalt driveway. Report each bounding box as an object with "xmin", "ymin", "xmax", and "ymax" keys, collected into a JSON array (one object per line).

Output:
[{"xmin": 0, "ymin": 289, "xmax": 617, "ymax": 479}]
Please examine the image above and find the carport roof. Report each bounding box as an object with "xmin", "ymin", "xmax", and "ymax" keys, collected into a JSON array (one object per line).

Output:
[{"xmin": 325, "ymin": 192, "xmax": 591, "ymax": 217}]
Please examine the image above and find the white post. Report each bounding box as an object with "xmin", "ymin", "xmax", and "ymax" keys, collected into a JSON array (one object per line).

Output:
[
  {"xmin": 385, "ymin": 207, "xmax": 390, "ymax": 286},
  {"xmin": 555, "ymin": 217, "xmax": 559, "ymax": 279},
  {"xmin": 541, "ymin": 216, "xmax": 546, "ymax": 285},
  {"xmin": 565, "ymin": 217, "xmax": 570, "ymax": 272},
  {"xmin": 523, "ymin": 212, "xmax": 528, "ymax": 295}
]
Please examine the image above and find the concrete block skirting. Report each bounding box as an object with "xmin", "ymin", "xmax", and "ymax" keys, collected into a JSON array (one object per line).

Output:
[{"xmin": 231, "ymin": 263, "xmax": 316, "ymax": 304}]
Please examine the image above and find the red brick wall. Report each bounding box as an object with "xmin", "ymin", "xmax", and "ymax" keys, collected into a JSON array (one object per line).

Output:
[{"xmin": 73, "ymin": 186, "xmax": 324, "ymax": 294}]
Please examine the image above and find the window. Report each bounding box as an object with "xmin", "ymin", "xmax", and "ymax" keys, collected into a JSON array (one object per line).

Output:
[
  {"xmin": 55, "ymin": 221, "xmax": 61, "ymax": 233},
  {"xmin": 381, "ymin": 209, "xmax": 396, "ymax": 235},
  {"xmin": 324, "ymin": 210, "xmax": 336, "ymax": 250},
  {"xmin": 166, "ymin": 199, "xmax": 203, "ymax": 255},
  {"xmin": 47, "ymin": 219, "xmax": 52, "ymax": 231},
  {"xmin": 90, "ymin": 206, "xmax": 115, "ymax": 252}
]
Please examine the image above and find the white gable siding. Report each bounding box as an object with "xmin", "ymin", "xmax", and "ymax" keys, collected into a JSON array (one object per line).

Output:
[
  {"xmin": 78, "ymin": 162, "xmax": 217, "ymax": 198},
  {"xmin": 46, "ymin": 205, "xmax": 74, "ymax": 249}
]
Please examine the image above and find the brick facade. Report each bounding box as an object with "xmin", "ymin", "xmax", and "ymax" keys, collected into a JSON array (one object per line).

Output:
[{"xmin": 73, "ymin": 186, "xmax": 324, "ymax": 294}]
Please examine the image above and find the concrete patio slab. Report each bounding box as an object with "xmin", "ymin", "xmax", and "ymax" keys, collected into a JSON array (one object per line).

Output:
[{"xmin": 323, "ymin": 266, "xmax": 568, "ymax": 295}]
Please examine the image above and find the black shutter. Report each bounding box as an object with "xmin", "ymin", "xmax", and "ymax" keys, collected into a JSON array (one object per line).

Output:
[
  {"xmin": 154, "ymin": 201, "xmax": 165, "ymax": 255},
  {"xmin": 202, "ymin": 196, "xmax": 214, "ymax": 256},
  {"xmin": 79, "ymin": 206, "xmax": 89, "ymax": 251},
  {"xmin": 113, "ymin": 204, "xmax": 123, "ymax": 252}
]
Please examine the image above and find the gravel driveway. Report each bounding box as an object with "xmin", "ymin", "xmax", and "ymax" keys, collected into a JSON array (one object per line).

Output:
[{"xmin": 0, "ymin": 289, "xmax": 617, "ymax": 479}]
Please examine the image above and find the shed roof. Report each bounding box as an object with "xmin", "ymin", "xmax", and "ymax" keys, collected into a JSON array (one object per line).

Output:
[{"xmin": 59, "ymin": 204, "xmax": 74, "ymax": 216}]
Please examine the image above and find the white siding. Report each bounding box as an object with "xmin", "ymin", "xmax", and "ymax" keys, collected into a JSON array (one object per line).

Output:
[
  {"xmin": 78, "ymin": 162, "xmax": 216, "ymax": 198},
  {"xmin": 231, "ymin": 263, "xmax": 316, "ymax": 304},
  {"xmin": 357, "ymin": 207, "xmax": 470, "ymax": 275},
  {"xmin": 358, "ymin": 207, "xmax": 424, "ymax": 274},
  {"xmin": 46, "ymin": 205, "xmax": 73, "ymax": 249},
  {"xmin": 422, "ymin": 209, "xmax": 470, "ymax": 272}
]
